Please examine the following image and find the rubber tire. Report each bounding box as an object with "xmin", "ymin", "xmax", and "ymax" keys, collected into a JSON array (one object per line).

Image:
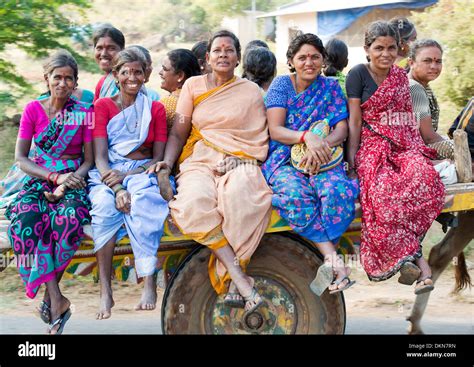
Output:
[{"xmin": 162, "ymin": 233, "xmax": 346, "ymax": 334}]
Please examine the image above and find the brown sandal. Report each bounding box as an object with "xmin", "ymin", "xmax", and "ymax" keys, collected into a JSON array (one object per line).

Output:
[{"xmin": 398, "ymin": 262, "xmax": 421, "ymax": 286}]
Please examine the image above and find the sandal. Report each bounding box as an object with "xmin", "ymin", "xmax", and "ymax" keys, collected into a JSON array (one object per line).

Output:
[
  {"xmin": 48, "ymin": 308, "xmax": 72, "ymax": 335},
  {"xmin": 309, "ymin": 263, "xmax": 334, "ymax": 296},
  {"xmin": 398, "ymin": 262, "xmax": 421, "ymax": 286},
  {"xmin": 37, "ymin": 300, "xmax": 51, "ymax": 324},
  {"xmin": 243, "ymin": 288, "xmax": 264, "ymax": 313},
  {"xmin": 224, "ymin": 292, "xmax": 245, "ymax": 309},
  {"xmin": 414, "ymin": 277, "xmax": 434, "ymax": 295},
  {"xmin": 329, "ymin": 276, "xmax": 356, "ymax": 294}
]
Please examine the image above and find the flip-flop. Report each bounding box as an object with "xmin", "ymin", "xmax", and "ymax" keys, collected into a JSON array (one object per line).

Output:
[
  {"xmin": 37, "ymin": 300, "xmax": 51, "ymax": 324},
  {"xmin": 224, "ymin": 292, "xmax": 245, "ymax": 309},
  {"xmin": 309, "ymin": 263, "xmax": 334, "ymax": 296},
  {"xmin": 414, "ymin": 277, "xmax": 434, "ymax": 295},
  {"xmin": 243, "ymin": 288, "xmax": 264, "ymax": 314},
  {"xmin": 329, "ymin": 276, "xmax": 356, "ymax": 294},
  {"xmin": 398, "ymin": 262, "xmax": 421, "ymax": 286},
  {"xmin": 48, "ymin": 308, "xmax": 72, "ymax": 335}
]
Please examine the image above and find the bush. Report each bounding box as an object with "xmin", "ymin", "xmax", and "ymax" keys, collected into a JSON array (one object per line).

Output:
[{"xmin": 412, "ymin": 0, "xmax": 474, "ymax": 109}]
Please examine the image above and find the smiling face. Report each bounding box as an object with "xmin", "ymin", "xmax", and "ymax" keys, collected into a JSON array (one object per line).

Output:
[
  {"xmin": 365, "ymin": 36, "xmax": 398, "ymax": 71},
  {"xmin": 290, "ymin": 44, "xmax": 323, "ymax": 83},
  {"xmin": 94, "ymin": 36, "xmax": 122, "ymax": 73},
  {"xmin": 206, "ymin": 36, "xmax": 239, "ymax": 74},
  {"xmin": 409, "ymin": 46, "xmax": 443, "ymax": 85},
  {"xmin": 114, "ymin": 61, "xmax": 145, "ymax": 96},
  {"xmin": 158, "ymin": 56, "xmax": 183, "ymax": 93},
  {"xmin": 45, "ymin": 66, "xmax": 76, "ymax": 99}
]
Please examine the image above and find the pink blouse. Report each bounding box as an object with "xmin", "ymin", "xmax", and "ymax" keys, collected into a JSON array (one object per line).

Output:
[{"xmin": 18, "ymin": 100, "xmax": 93, "ymax": 155}]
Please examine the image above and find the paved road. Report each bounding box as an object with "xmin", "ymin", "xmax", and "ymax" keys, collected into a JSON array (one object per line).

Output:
[{"xmin": 1, "ymin": 314, "xmax": 471, "ymax": 334}]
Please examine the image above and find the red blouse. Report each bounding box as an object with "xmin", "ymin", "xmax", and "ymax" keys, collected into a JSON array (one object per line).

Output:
[{"xmin": 93, "ymin": 98, "xmax": 167, "ymax": 147}]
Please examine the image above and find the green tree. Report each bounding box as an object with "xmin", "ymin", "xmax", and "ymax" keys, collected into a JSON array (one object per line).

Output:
[
  {"xmin": 151, "ymin": 0, "xmax": 288, "ymax": 43},
  {"xmin": 0, "ymin": 0, "xmax": 93, "ymax": 117},
  {"xmin": 412, "ymin": 0, "xmax": 474, "ymax": 109},
  {"xmin": 207, "ymin": 0, "xmax": 288, "ymax": 15}
]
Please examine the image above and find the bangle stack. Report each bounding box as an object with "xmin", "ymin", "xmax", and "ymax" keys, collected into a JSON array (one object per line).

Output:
[
  {"xmin": 47, "ymin": 172, "xmax": 59, "ymax": 186},
  {"xmin": 112, "ymin": 184, "xmax": 125, "ymax": 194}
]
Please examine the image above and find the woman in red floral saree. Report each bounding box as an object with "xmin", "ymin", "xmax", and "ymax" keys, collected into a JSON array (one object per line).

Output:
[{"xmin": 346, "ymin": 21, "xmax": 445, "ymax": 294}]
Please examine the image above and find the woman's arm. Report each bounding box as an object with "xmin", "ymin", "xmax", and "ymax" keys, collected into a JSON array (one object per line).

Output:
[
  {"xmin": 419, "ymin": 116, "xmax": 444, "ymax": 145},
  {"xmin": 267, "ymin": 108, "xmax": 305, "ymax": 145},
  {"xmin": 163, "ymin": 113, "xmax": 192, "ymax": 168},
  {"xmin": 325, "ymin": 119, "xmax": 348, "ymax": 147},
  {"xmin": 93, "ymin": 138, "xmax": 111, "ymax": 176},
  {"xmin": 346, "ymin": 98, "xmax": 363, "ymax": 171},
  {"xmin": 15, "ymin": 138, "xmax": 50, "ymax": 180},
  {"xmin": 74, "ymin": 141, "xmax": 94, "ymax": 178},
  {"xmin": 57, "ymin": 141, "xmax": 94, "ymax": 190}
]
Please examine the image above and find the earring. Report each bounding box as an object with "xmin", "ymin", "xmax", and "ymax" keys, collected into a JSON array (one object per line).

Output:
[{"xmin": 178, "ymin": 79, "xmax": 182, "ymax": 83}]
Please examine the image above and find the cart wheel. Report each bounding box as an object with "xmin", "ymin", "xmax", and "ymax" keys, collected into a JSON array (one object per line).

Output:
[{"xmin": 162, "ymin": 233, "xmax": 346, "ymax": 334}]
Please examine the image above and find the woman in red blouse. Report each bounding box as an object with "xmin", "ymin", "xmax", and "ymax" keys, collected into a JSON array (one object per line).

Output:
[{"xmin": 88, "ymin": 48, "xmax": 169, "ymax": 320}]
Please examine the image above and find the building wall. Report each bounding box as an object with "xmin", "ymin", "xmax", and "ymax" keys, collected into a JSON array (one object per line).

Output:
[
  {"xmin": 338, "ymin": 8, "xmax": 416, "ymax": 68},
  {"xmin": 276, "ymin": 12, "xmax": 317, "ymax": 63},
  {"xmin": 222, "ymin": 11, "xmax": 265, "ymax": 51},
  {"xmin": 274, "ymin": 7, "xmax": 426, "ymax": 70}
]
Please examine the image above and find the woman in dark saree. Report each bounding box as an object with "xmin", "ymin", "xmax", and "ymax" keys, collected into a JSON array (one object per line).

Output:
[{"xmin": 6, "ymin": 50, "xmax": 94, "ymax": 334}]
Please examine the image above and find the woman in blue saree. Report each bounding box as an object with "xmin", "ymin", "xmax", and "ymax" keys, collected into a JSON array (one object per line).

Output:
[
  {"xmin": 89, "ymin": 48, "xmax": 169, "ymax": 319},
  {"xmin": 6, "ymin": 50, "xmax": 94, "ymax": 334},
  {"xmin": 262, "ymin": 33, "xmax": 358, "ymax": 296}
]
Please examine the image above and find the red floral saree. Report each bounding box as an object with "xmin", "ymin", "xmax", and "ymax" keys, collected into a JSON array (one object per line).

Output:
[{"xmin": 355, "ymin": 65, "xmax": 445, "ymax": 281}]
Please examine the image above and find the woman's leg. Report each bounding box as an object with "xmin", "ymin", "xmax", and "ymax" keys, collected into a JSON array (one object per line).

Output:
[
  {"xmin": 89, "ymin": 183, "xmax": 123, "ymax": 319},
  {"xmin": 414, "ymin": 255, "xmax": 434, "ymax": 293},
  {"xmin": 213, "ymin": 245, "xmax": 261, "ymax": 311},
  {"xmin": 7, "ymin": 188, "xmax": 54, "ymax": 299},
  {"xmin": 123, "ymin": 173, "xmax": 169, "ymax": 311},
  {"xmin": 134, "ymin": 273, "xmax": 157, "ymax": 311},
  {"xmin": 45, "ymin": 278, "xmax": 70, "ymax": 335},
  {"xmin": 312, "ymin": 241, "xmax": 352, "ymax": 292},
  {"xmin": 95, "ymin": 236, "xmax": 116, "ymax": 320}
]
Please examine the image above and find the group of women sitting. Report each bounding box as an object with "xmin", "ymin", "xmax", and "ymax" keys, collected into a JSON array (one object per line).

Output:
[{"xmin": 3, "ymin": 18, "xmax": 463, "ymax": 334}]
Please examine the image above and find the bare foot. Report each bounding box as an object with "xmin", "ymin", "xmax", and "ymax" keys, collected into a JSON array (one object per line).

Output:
[
  {"xmin": 96, "ymin": 290, "xmax": 114, "ymax": 320},
  {"xmin": 135, "ymin": 275, "xmax": 157, "ymax": 311},
  {"xmin": 48, "ymin": 296, "xmax": 71, "ymax": 335}
]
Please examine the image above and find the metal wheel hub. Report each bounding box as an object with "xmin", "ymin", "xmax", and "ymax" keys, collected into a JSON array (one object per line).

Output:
[{"xmin": 209, "ymin": 276, "xmax": 298, "ymax": 334}]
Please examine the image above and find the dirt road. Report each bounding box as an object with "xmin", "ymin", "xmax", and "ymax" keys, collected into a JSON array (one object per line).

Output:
[{"xmin": 0, "ymin": 261, "xmax": 472, "ymax": 334}]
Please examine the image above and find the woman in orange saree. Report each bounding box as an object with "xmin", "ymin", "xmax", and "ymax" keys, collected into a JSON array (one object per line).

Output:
[{"xmin": 148, "ymin": 31, "xmax": 272, "ymax": 312}]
